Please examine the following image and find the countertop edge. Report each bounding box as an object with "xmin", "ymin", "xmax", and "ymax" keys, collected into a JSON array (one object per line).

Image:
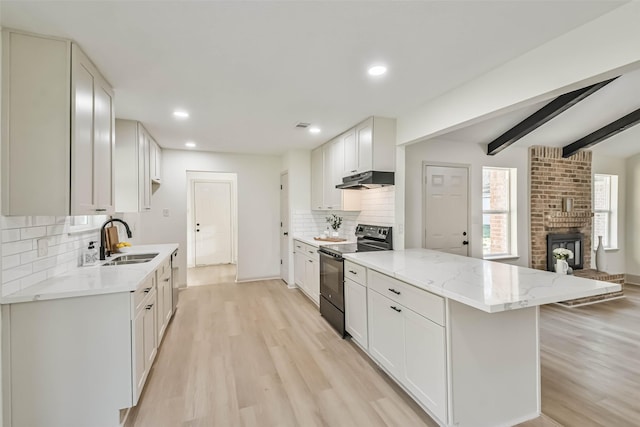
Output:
[{"xmin": 1, "ymin": 244, "xmax": 179, "ymax": 305}]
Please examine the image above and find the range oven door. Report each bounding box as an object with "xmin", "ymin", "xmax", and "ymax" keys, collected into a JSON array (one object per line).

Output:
[{"xmin": 319, "ymin": 250, "xmax": 344, "ymax": 311}]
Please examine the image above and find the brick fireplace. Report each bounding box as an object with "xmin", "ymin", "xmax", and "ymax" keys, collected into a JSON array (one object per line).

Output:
[{"xmin": 529, "ymin": 146, "xmax": 592, "ymax": 271}]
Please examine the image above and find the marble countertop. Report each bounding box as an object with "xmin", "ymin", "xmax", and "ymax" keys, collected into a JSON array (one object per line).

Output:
[
  {"xmin": 1, "ymin": 244, "xmax": 179, "ymax": 304},
  {"xmin": 293, "ymin": 236, "xmax": 356, "ymax": 247},
  {"xmin": 344, "ymin": 248, "xmax": 622, "ymax": 313}
]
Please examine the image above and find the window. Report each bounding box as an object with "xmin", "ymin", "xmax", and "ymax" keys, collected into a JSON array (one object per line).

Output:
[
  {"xmin": 482, "ymin": 167, "xmax": 517, "ymax": 258},
  {"xmin": 69, "ymin": 215, "xmax": 107, "ymax": 234},
  {"xmin": 593, "ymin": 174, "xmax": 618, "ymax": 249}
]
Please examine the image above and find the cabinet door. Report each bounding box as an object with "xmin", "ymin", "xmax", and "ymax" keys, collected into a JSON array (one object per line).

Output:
[
  {"xmin": 345, "ymin": 278, "xmax": 368, "ymax": 348},
  {"xmin": 343, "ymin": 128, "xmax": 357, "ymax": 176},
  {"xmin": 164, "ymin": 274, "xmax": 173, "ymax": 323},
  {"xmin": 325, "ymin": 138, "xmax": 344, "ymax": 210},
  {"xmin": 304, "ymin": 257, "xmax": 320, "ymax": 304},
  {"xmin": 71, "ymin": 45, "xmax": 97, "ymax": 214},
  {"xmin": 156, "ymin": 273, "xmax": 166, "ymax": 342},
  {"xmin": 294, "ymin": 246, "xmax": 306, "ymax": 287},
  {"xmin": 133, "ymin": 307, "xmax": 145, "ymax": 404},
  {"xmin": 138, "ymin": 127, "xmax": 152, "ymax": 211},
  {"xmin": 151, "ymin": 140, "xmax": 162, "ymax": 184},
  {"xmin": 356, "ymin": 118, "xmax": 373, "ymax": 173},
  {"xmin": 310, "ymin": 147, "xmax": 324, "ymax": 210},
  {"xmin": 93, "ymin": 75, "xmax": 115, "ymax": 213},
  {"xmin": 368, "ymin": 290, "xmax": 404, "ymax": 377},
  {"xmin": 143, "ymin": 291, "xmax": 157, "ymax": 371},
  {"xmin": 403, "ymin": 308, "xmax": 447, "ymax": 422}
]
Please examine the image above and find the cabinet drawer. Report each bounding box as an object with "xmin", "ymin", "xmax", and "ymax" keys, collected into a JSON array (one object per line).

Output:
[
  {"xmin": 369, "ymin": 270, "xmax": 444, "ymax": 326},
  {"xmin": 345, "ymin": 261, "xmax": 366, "ymax": 285},
  {"xmin": 134, "ymin": 275, "xmax": 156, "ymax": 311},
  {"xmin": 294, "ymin": 240, "xmax": 319, "ymax": 261}
]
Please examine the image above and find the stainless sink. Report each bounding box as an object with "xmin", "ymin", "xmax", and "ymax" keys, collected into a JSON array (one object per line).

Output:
[
  {"xmin": 112, "ymin": 253, "xmax": 159, "ymax": 262},
  {"xmin": 102, "ymin": 253, "xmax": 159, "ymax": 266}
]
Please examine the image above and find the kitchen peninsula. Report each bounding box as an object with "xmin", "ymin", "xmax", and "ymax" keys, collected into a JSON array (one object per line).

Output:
[{"xmin": 343, "ymin": 248, "xmax": 620, "ymax": 427}]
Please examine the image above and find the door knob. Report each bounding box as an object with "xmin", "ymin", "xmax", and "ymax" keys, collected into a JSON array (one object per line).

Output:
[
  {"xmin": 462, "ymin": 240, "xmax": 469, "ymax": 245},
  {"xmin": 196, "ymin": 229, "xmax": 200, "ymax": 232},
  {"xmin": 463, "ymin": 231, "xmax": 467, "ymax": 236},
  {"xmin": 196, "ymin": 223, "xmax": 200, "ymax": 226}
]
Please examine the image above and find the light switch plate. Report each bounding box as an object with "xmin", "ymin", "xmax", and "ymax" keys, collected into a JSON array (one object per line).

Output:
[{"xmin": 163, "ymin": 208, "xmax": 170, "ymax": 217}]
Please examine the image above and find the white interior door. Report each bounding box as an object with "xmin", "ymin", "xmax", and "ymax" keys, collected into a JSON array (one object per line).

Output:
[
  {"xmin": 280, "ymin": 173, "xmax": 289, "ymax": 283},
  {"xmin": 424, "ymin": 165, "xmax": 469, "ymax": 256},
  {"xmin": 194, "ymin": 182, "xmax": 232, "ymax": 266}
]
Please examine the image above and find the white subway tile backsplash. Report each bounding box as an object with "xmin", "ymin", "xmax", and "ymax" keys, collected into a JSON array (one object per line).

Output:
[
  {"xmin": 3, "ymin": 265, "xmax": 33, "ymax": 283},
  {"xmin": 46, "ymin": 224, "xmax": 65, "ymax": 236},
  {"xmin": 3, "ymin": 240, "xmax": 35, "ymax": 256},
  {"xmin": 1, "ymin": 215, "xmax": 100, "ymax": 297},
  {"xmin": 2, "ymin": 255, "xmax": 21, "ymax": 271},
  {"xmin": 21, "ymin": 226, "xmax": 47, "ymax": 240},
  {"xmin": 2, "ymin": 229, "xmax": 21, "ymax": 243},
  {"xmin": 292, "ymin": 187, "xmax": 396, "ymax": 238}
]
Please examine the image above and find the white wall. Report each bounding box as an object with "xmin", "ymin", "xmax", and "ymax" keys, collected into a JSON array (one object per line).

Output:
[
  {"xmin": 592, "ymin": 154, "xmax": 626, "ymax": 274},
  {"xmin": 405, "ymin": 139, "xmax": 530, "ymax": 267},
  {"xmin": 140, "ymin": 149, "xmax": 281, "ymax": 285},
  {"xmin": 397, "ymin": 2, "xmax": 640, "ymax": 145},
  {"xmin": 625, "ymin": 153, "xmax": 640, "ymax": 276}
]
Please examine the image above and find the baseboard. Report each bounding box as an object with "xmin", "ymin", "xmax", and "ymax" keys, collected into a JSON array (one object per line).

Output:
[
  {"xmin": 235, "ymin": 276, "xmax": 281, "ymax": 283},
  {"xmin": 625, "ymin": 274, "xmax": 640, "ymax": 285}
]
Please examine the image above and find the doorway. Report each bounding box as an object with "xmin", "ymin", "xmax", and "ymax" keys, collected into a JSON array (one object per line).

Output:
[
  {"xmin": 186, "ymin": 171, "xmax": 238, "ymax": 286},
  {"xmin": 423, "ymin": 163, "xmax": 470, "ymax": 256}
]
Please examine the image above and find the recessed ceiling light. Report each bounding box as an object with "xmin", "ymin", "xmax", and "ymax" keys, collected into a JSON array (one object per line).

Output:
[
  {"xmin": 173, "ymin": 110, "xmax": 189, "ymax": 118},
  {"xmin": 367, "ymin": 65, "xmax": 387, "ymax": 76},
  {"xmin": 185, "ymin": 141, "xmax": 196, "ymax": 148},
  {"xmin": 309, "ymin": 127, "xmax": 321, "ymax": 134}
]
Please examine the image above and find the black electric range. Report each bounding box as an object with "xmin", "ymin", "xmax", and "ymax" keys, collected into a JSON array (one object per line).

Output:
[{"xmin": 318, "ymin": 224, "xmax": 392, "ymax": 336}]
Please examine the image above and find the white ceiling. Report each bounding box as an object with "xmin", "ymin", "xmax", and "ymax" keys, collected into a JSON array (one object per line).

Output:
[
  {"xmin": 440, "ymin": 66, "xmax": 640, "ymax": 158},
  {"xmin": 0, "ymin": 1, "xmax": 627, "ymax": 155}
]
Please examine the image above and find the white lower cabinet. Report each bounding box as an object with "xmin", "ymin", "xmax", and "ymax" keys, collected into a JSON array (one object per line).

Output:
[
  {"xmin": 2, "ymin": 253, "xmax": 176, "ymax": 427},
  {"xmin": 368, "ymin": 288, "xmax": 447, "ymax": 423},
  {"xmin": 368, "ymin": 289, "xmax": 405, "ymax": 377},
  {"xmin": 293, "ymin": 240, "xmax": 320, "ymax": 305},
  {"xmin": 344, "ymin": 278, "xmax": 368, "ymax": 348},
  {"xmin": 403, "ymin": 305, "xmax": 447, "ymax": 422}
]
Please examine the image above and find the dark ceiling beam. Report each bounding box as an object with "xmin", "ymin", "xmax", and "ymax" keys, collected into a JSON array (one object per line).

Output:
[
  {"xmin": 487, "ymin": 77, "xmax": 618, "ymax": 156},
  {"xmin": 562, "ymin": 108, "xmax": 640, "ymax": 158}
]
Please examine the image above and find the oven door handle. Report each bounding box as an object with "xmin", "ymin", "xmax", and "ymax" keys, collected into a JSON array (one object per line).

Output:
[{"xmin": 319, "ymin": 250, "xmax": 343, "ymax": 261}]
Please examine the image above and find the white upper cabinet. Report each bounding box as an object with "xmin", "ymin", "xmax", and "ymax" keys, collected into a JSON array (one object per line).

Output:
[
  {"xmin": 2, "ymin": 30, "xmax": 115, "ymax": 215},
  {"xmin": 115, "ymin": 120, "xmax": 153, "ymax": 212},
  {"xmin": 342, "ymin": 117, "xmax": 396, "ymax": 178},
  {"xmin": 311, "ymin": 135, "xmax": 361, "ymax": 211},
  {"xmin": 150, "ymin": 138, "xmax": 162, "ymax": 184},
  {"xmin": 310, "ymin": 147, "xmax": 324, "ymax": 211}
]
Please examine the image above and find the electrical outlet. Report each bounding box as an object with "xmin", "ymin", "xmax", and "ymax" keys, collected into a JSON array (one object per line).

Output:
[
  {"xmin": 163, "ymin": 208, "xmax": 170, "ymax": 217},
  {"xmin": 37, "ymin": 238, "xmax": 48, "ymax": 257}
]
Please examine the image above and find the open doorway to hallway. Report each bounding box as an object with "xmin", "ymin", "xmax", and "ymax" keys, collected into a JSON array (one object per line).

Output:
[{"xmin": 186, "ymin": 171, "xmax": 238, "ymax": 286}]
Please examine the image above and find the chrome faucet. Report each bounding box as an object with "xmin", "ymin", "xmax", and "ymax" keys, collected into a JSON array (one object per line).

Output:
[{"xmin": 100, "ymin": 218, "xmax": 133, "ymax": 260}]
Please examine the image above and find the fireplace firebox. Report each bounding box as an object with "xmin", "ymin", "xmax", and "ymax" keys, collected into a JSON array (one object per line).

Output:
[{"xmin": 546, "ymin": 233, "xmax": 584, "ymax": 272}]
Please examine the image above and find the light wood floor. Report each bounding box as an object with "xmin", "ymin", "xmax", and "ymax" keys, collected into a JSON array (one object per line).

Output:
[
  {"xmin": 187, "ymin": 264, "xmax": 237, "ymax": 287},
  {"xmin": 128, "ymin": 279, "xmax": 639, "ymax": 427},
  {"xmin": 539, "ymin": 285, "xmax": 640, "ymax": 426}
]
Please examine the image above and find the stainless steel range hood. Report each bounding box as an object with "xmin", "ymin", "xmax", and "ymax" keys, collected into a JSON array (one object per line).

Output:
[{"xmin": 336, "ymin": 171, "xmax": 394, "ymax": 190}]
